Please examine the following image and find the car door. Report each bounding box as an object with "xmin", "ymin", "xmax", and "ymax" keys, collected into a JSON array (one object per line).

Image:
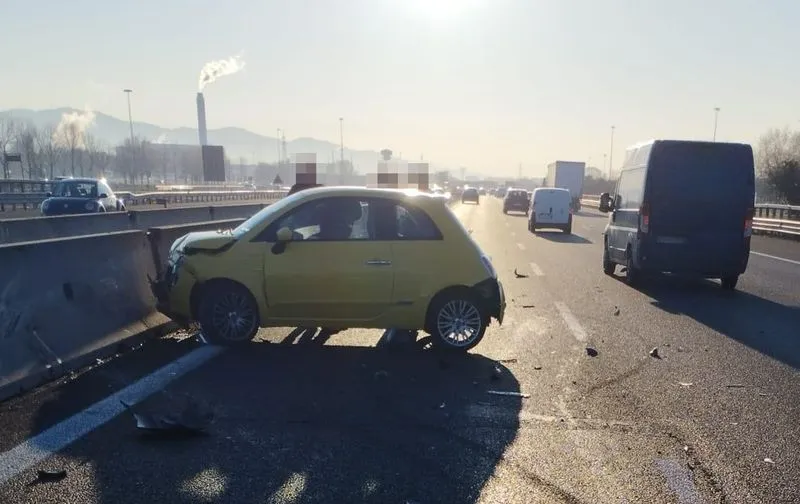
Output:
[
  {"xmin": 534, "ymin": 191, "xmax": 556, "ymax": 223},
  {"xmin": 261, "ymin": 196, "xmax": 395, "ymax": 325},
  {"xmin": 378, "ymin": 199, "xmax": 446, "ymax": 327}
]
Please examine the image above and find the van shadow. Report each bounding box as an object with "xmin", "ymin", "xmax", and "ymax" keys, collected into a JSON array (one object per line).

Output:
[
  {"xmin": 638, "ymin": 275, "xmax": 800, "ymax": 369},
  {"xmin": 504, "ymin": 212, "xmax": 528, "ymax": 218},
  {"xmin": 535, "ymin": 231, "xmax": 593, "ymax": 244},
  {"xmin": 31, "ymin": 339, "xmax": 522, "ymax": 503},
  {"xmin": 575, "ymin": 210, "xmax": 608, "ymax": 219}
]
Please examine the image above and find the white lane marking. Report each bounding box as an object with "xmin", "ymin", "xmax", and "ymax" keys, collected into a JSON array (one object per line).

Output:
[
  {"xmin": 751, "ymin": 251, "xmax": 800, "ymax": 266},
  {"xmin": 0, "ymin": 345, "xmax": 224, "ymax": 485},
  {"xmin": 516, "ymin": 242, "xmax": 526, "ymax": 251},
  {"xmin": 554, "ymin": 302, "xmax": 587, "ymax": 342},
  {"xmin": 529, "ymin": 262, "xmax": 544, "ymax": 276},
  {"xmin": 654, "ymin": 459, "xmax": 703, "ymax": 504}
]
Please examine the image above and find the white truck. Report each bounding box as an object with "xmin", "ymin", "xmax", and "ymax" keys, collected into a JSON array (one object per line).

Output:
[{"xmin": 545, "ymin": 161, "xmax": 586, "ymax": 211}]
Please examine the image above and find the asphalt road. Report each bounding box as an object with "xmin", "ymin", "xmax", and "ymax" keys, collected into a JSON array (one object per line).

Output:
[
  {"xmin": 0, "ymin": 198, "xmax": 798, "ymax": 503},
  {"xmin": 0, "ymin": 197, "xmax": 282, "ymax": 219}
]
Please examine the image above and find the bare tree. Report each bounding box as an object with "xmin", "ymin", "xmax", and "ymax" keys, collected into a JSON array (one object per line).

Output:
[
  {"xmin": 37, "ymin": 124, "xmax": 64, "ymax": 180},
  {"xmin": 757, "ymin": 127, "xmax": 800, "ymax": 204},
  {"xmin": 16, "ymin": 124, "xmax": 42, "ymax": 179},
  {"xmin": 83, "ymin": 133, "xmax": 102, "ymax": 177},
  {"xmin": 61, "ymin": 122, "xmax": 83, "ymax": 176},
  {"xmin": 0, "ymin": 117, "xmax": 18, "ymax": 179},
  {"xmin": 94, "ymin": 146, "xmax": 114, "ymax": 178}
]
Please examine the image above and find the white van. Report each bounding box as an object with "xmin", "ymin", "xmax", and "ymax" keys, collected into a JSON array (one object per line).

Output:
[{"xmin": 528, "ymin": 187, "xmax": 572, "ymax": 234}]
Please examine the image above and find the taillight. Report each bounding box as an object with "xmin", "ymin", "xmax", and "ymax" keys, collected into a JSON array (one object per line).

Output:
[
  {"xmin": 744, "ymin": 207, "xmax": 754, "ymax": 237},
  {"xmin": 639, "ymin": 202, "xmax": 650, "ymax": 234}
]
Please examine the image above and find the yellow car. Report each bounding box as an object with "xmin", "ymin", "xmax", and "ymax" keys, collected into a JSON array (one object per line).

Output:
[{"xmin": 151, "ymin": 186, "xmax": 505, "ymax": 351}]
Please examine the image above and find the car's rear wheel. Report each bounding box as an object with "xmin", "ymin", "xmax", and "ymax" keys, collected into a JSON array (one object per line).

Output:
[
  {"xmin": 721, "ymin": 275, "xmax": 739, "ymax": 291},
  {"xmin": 564, "ymin": 217, "xmax": 572, "ymax": 234},
  {"xmin": 625, "ymin": 250, "xmax": 640, "ymax": 286},
  {"xmin": 198, "ymin": 281, "xmax": 259, "ymax": 345},
  {"xmin": 602, "ymin": 243, "xmax": 615, "ymax": 275},
  {"xmin": 427, "ymin": 292, "xmax": 487, "ymax": 352}
]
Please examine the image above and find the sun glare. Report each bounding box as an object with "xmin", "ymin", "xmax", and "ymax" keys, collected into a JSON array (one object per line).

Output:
[{"xmin": 403, "ymin": 0, "xmax": 481, "ymax": 22}]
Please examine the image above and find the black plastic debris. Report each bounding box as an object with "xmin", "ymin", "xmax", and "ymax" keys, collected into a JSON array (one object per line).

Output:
[
  {"xmin": 120, "ymin": 399, "xmax": 212, "ymax": 437},
  {"xmin": 649, "ymin": 347, "xmax": 661, "ymax": 359},
  {"xmin": 613, "ymin": 306, "xmax": 620, "ymax": 316},
  {"xmin": 36, "ymin": 469, "xmax": 67, "ymax": 483},
  {"xmin": 533, "ymin": 365, "xmax": 542, "ymax": 370},
  {"xmin": 586, "ymin": 347, "xmax": 599, "ymax": 357},
  {"xmin": 521, "ymin": 304, "xmax": 535, "ymax": 308},
  {"xmin": 514, "ymin": 268, "xmax": 529, "ymax": 278}
]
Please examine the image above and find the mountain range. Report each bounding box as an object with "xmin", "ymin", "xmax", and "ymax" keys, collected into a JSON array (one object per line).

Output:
[{"xmin": 0, "ymin": 107, "xmax": 447, "ymax": 176}]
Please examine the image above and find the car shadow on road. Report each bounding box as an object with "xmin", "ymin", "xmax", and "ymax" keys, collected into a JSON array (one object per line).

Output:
[
  {"xmin": 575, "ymin": 211, "xmax": 607, "ymax": 218},
  {"xmin": 29, "ymin": 340, "xmax": 523, "ymax": 503},
  {"xmin": 640, "ymin": 275, "xmax": 800, "ymax": 369},
  {"xmin": 534, "ymin": 231, "xmax": 593, "ymax": 244}
]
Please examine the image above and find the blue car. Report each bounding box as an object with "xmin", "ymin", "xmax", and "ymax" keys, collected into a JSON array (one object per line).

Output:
[{"xmin": 599, "ymin": 139, "xmax": 755, "ymax": 290}]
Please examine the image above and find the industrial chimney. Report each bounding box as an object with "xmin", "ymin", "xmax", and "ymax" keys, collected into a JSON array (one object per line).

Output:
[{"xmin": 196, "ymin": 92, "xmax": 208, "ymax": 146}]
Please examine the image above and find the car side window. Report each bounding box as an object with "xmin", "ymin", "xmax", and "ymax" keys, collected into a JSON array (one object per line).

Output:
[
  {"xmin": 98, "ymin": 182, "xmax": 112, "ymax": 198},
  {"xmin": 260, "ymin": 197, "xmax": 374, "ymax": 242},
  {"xmin": 394, "ymin": 203, "xmax": 442, "ymax": 240},
  {"xmin": 616, "ymin": 168, "xmax": 646, "ymax": 209}
]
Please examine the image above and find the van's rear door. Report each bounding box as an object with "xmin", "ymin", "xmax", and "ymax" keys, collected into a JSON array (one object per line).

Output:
[{"xmin": 646, "ymin": 142, "xmax": 754, "ymax": 273}]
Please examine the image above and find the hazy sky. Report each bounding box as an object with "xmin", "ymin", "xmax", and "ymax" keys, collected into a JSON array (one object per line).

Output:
[{"xmin": 2, "ymin": 0, "xmax": 798, "ymax": 176}]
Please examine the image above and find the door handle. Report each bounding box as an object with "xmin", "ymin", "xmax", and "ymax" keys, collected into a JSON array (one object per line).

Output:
[{"xmin": 365, "ymin": 259, "xmax": 392, "ymax": 266}]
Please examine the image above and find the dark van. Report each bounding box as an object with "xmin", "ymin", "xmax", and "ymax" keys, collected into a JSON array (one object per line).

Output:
[{"xmin": 599, "ymin": 140, "xmax": 755, "ymax": 290}]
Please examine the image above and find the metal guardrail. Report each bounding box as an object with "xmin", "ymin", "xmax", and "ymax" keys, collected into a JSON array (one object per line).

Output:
[
  {"xmin": 0, "ymin": 190, "xmax": 287, "ymax": 212},
  {"xmin": 580, "ymin": 196, "xmax": 800, "ymax": 238}
]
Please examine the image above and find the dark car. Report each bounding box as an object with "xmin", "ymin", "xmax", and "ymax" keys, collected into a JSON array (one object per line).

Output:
[
  {"xmin": 41, "ymin": 178, "xmax": 125, "ymax": 216},
  {"xmin": 503, "ymin": 189, "xmax": 530, "ymax": 215},
  {"xmin": 599, "ymin": 139, "xmax": 755, "ymax": 290},
  {"xmin": 462, "ymin": 188, "xmax": 480, "ymax": 204}
]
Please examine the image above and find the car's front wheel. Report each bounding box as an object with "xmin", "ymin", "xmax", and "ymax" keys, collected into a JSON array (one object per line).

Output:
[
  {"xmin": 427, "ymin": 291, "xmax": 487, "ymax": 352},
  {"xmin": 198, "ymin": 281, "xmax": 260, "ymax": 345}
]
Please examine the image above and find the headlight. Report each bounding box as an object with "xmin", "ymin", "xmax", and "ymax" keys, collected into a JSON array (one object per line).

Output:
[{"xmin": 85, "ymin": 201, "xmax": 97, "ymax": 211}]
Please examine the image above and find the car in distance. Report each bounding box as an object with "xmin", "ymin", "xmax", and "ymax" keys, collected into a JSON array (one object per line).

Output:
[
  {"xmin": 599, "ymin": 139, "xmax": 755, "ymax": 290},
  {"xmin": 502, "ymin": 188, "xmax": 530, "ymax": 215},
  {"xmin": 40, "ymin": 177, "xmax": 126, "ymax": 216},
  {"xmin": 152, "ymin": 186, "xmax": 505, "ymax": 352},
  {"xmin": 528, "ymin": 187, "xmax": 572, "ymax": 234},
  {"xmin": 462, "ymin": 187, "xmax": 480, "ymax": 204}
]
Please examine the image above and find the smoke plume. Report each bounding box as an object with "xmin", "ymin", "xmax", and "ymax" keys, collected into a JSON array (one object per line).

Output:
[
  {"xmin": 54, "ymin": 109, "xmax": 96, "ymax": 148},
  {"xmin": 198, "ymin": 54, "xmax": 246, "ymax": 92}
]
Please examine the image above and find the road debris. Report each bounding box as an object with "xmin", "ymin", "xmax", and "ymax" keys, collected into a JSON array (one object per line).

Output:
[
  {"xmin": 726, "ymin": 384, "xmax": 746, "ymax": 388},
  {"xmin": 679, "ymin": 382, "xmax": 693, "ymax": 387},
  {"xmin": 488, "ymin": 390, "xmax": 530, "ymax": 399},
  {"xmin": 764, "ymin": 458, "xmax": 775, "ymax": 464},
  {"xmin": 613, "ymin": 306, "xmax": 620, "ymax": 316},
  {"xmin": 36, "ymin": 469, "xmax": 67, "ymax": 483},
  {"xmin": 514, "ymin": 268, "xmax": 529, "ymax": 278},
  {"xmin": 586, "ymin": 346, "xmax": 599, "ymax": 357},
  {"xmin": 120, "ymin": 399, "xmax": 213, "ymax": 437},
  {"xmin": 521, "ymin": 304, "xmax": 535, "ymax": 308},
  {"xmin": 533, "ymin": 365, "xmax": 542, "ymax": 370},
  {"xmin": 497, "ymin": 358, "xmax": 518, "ymax": 363},
  {"xmin": 649, "ymin": 347, "xmax": 661, "ymax": 359}
]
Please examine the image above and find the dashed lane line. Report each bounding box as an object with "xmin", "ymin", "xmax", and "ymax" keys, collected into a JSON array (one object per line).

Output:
[
  {"xmin": 750, "ymin": 251, "xmax": 800, "ymax": 266},
  {"xmin": 554, "ymin": 302, "xmax": 588, "ymax": 342},
  {"xmin": 0, "ymin": 345, "xmax": 224, "ymax": 485}
]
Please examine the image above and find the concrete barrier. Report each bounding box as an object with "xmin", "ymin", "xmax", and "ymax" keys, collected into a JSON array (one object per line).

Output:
[
  {"xmin": 0, "ymin": 231, "xmax": 172, "ymax": 402},
  {"xmin": 128, "ymin": 207, "xmax": 216, "ymax": 229},
  {"xmin": 147, "ymin": 219, "xmax": 246, "ymax": 277},
  {"xmin": 0, "ymin": 212, "xmax": 131, "ymax": 244}
]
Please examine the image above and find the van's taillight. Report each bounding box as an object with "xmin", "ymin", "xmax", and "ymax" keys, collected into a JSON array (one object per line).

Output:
[
  {"xmin": 744, "ymin": 207, "xmax": 754, "ymax": 237},
  {"xmin": 639, "ymin": 202, "xmax": 650, "ymax": 234}
]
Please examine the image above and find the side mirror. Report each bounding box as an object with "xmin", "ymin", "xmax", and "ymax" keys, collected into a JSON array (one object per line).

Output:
[
  {"xmin": 599, "ymin": 192, "xmax": 613, "ymax": 213},
  {"xmin": 276, "ymin": 227, "xmax": 293, "ymax": 242},
  {"xmin": 45, "ymin": 192, "xmax": 52, "ymax": 198}
]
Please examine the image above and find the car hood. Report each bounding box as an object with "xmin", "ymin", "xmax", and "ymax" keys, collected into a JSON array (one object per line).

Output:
[{"xmin": 171, "ymin": 230, "xmax": 236, "ymax": 256}]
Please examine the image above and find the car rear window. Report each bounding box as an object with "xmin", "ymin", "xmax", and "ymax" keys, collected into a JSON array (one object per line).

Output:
[{"xmin": 509, "ymin": 191, "xmax": 527, "ymax": 198}]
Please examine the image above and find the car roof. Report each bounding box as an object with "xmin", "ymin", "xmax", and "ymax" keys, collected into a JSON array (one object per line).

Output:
[
  {"xmin": 55, "ymin": 177, "xmax": 100, "ymax": 183},
  {"xmin": 534, "ymin": 187, "xmax": 570, "ymax": 193},
  {"xmin": 290, "ymin": 185, "xmax": 449, "ymax": 207}
]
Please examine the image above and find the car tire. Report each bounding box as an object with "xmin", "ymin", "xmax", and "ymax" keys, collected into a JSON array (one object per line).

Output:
[
  {"xmin": 197, "ymin": 281, "xmax": 260, "ymax": 345},
  {"xmin": 602, "ymin": 244, "xmax": 615, "ymax": 275},
  {"xmin": 721, "ymin": 275, "xmax": 739, "ymax": 291},
  {"xmin": 427, "ymin": 291, "xmax": 487, "ymax": 352},
  {"xmin": 564, "ymin": 217, "xmax": 572, "ymax": 234},
  {"xmin": 503, "ymin": 208, "xmax": 508, "ymax": 214},
  {"xmin": 625, "ymin": 250, "xmax": 640, "ymax": 286}
]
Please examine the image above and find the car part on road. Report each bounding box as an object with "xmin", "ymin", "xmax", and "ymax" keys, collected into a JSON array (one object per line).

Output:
[
  {"xmin": 586, "ymin": 346, "xmax": 599, "ymax": 357},
  {"xmin": 514, "ymin": 268, "xmax": 529, "ymax": 278},
  {"xmin": 197, "ymin": 281, "xmax": 260, "ymax": 345}
]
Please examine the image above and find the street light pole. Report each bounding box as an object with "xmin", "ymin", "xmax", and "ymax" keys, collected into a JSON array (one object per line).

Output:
[
  {"xmin": 339, "ymin": 117, "xmax": 344, "ymax": 183},
  {"xmin": 123, "ymin": 89, "xmax": 135, "ymax": 145},
  {"xmin": 276, "ymin": 128, "xmax": 282, "ymax": 165},
  {"xmin": 713, "ymin": 107, "xmax": 720, "ymax": 142},
  {"xmin": 609, "ymin": 125, "xmax": 615, "ymax": 179}
]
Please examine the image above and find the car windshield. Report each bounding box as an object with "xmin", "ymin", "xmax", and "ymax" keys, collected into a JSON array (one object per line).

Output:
[{"xmin": 51, "ymin": 181, "xmax": 97, "ymax": 198}]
